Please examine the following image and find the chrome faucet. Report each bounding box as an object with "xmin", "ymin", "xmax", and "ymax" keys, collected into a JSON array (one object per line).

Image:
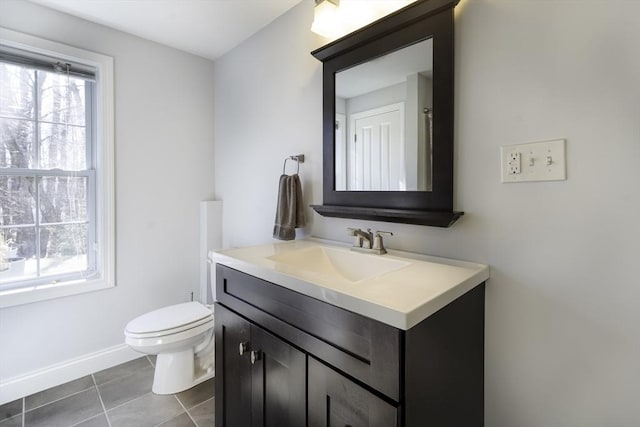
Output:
[
  {"xmin": 348, "ymin": 228, "xmax": 393, "ymax": 255},
  {"xmin": 349, "ymin": 228, "xmax": 373, "ymax": 249}
]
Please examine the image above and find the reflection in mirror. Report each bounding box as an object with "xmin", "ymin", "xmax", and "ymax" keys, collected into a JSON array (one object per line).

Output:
[{"xmin": 335, "ymin": 38, "xmax": 433, "ymax": 192}]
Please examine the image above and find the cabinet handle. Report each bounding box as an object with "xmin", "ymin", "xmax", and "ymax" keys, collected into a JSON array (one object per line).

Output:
[
  {"xmin": 250, "ymin": 350, "xmax": 261, "ymax": 365},
  {"xmin": 239, "ymin": 342, "xmax": 249, "ymax": 356}
]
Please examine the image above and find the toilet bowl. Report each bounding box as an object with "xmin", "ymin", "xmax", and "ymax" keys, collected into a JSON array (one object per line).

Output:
[{"xmin": 124, "ymin": 301, "xmax": 214, "ymax": 394}]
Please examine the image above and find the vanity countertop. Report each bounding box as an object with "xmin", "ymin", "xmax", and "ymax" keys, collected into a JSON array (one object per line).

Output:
[{"xmin": 210, "ymin": 239, "xmax": 489, "ymax": 330}]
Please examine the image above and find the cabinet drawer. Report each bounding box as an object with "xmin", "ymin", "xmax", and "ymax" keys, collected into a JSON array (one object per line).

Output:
[{"xmin": 216, "ymin": 264, "xmax": 401, "ymax": 401}]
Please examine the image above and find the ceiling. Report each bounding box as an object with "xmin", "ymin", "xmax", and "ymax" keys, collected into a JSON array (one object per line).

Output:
[
  {"xmin": 28, "ymin": 0, "xmax": 304, "ymax": 60},
  {"xmin": 336, "ymin": 38, "xmax": 433, "ymax": 99}
]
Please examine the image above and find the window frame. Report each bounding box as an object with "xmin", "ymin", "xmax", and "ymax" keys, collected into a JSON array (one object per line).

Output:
[{"xmin": 0, "ymin": 27, "xmax": 115, "ymax": 307}]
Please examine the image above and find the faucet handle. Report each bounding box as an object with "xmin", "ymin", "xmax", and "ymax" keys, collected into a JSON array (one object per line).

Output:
[
  {"xmin": 372, "ymin": 231, "xmax": 393, "ymax": 254},
  {"xmin": 347, "ymin": 227, "xmax": 363, "ymax": 247}
]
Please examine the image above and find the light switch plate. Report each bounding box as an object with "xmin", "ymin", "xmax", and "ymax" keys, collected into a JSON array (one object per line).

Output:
[{"xmin": 501, "ymin": 139, "xmax": 566, "ymax": 183}]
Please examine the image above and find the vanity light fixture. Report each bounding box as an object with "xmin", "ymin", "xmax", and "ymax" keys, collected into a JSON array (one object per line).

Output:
[
  {"xmin": 311, "ymin": 0, "xmax": 341, "ymax": 39},
  {"xmin": 311, "ymin": 0, "xmax": 415, "ymax": 40}
]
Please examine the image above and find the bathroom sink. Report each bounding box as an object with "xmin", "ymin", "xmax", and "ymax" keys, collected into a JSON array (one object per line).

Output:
[
  {"xmin": 210, "ymin": 239, "xmax": 490, "ymax": 329},
  {"xmin": 267, "ymin": 246, "xmax": 410, "ymax": 282}
]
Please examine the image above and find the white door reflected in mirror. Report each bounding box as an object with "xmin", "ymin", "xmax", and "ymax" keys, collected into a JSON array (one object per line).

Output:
[
  {"xmin": 349, "ymin": 103, "xmax": 404, "ymax": 191},
  {"xmin": 335, "ymin": 38, "xmax": 433, "ymax": 192}
]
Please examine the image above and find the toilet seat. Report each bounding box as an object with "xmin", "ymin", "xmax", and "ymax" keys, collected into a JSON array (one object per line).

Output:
[
  {"xmin": 125, "ymin": 316, "xmax": 213, "ymax": 339},
  {"xmin": 125, "ymin": 302, "xmax": 213, "ymax": 339}
]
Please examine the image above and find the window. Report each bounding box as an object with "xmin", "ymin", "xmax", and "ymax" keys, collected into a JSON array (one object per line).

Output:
[{"xmin": 0, "ymin": 28, "xmax": 114, "ymax": 306}]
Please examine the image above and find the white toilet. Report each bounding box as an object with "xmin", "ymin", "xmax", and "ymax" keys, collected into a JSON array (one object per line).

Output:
[{"xmin": 124, "ymin": 301, "xmax": 214, "ymax": 394}]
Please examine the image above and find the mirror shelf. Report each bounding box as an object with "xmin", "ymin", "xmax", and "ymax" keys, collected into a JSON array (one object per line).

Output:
[
  {"xmin": 311, "ymin": 0, "xmax": 461, "ymax": 228},
  {"xmin": 310, "ymin": 204, "xmax": 463, "ymax": 228}
]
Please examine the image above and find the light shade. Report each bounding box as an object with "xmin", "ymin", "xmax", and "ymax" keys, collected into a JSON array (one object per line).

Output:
[
  {"xmin": 310, "ymin": 0, "xmax": 341, "ymax": 39},
  {"xmin": 311, "ymin": 0, "xmax": 415, "ymax": 40}
]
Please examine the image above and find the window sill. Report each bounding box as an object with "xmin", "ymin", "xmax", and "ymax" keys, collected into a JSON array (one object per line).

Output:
[{"xmin": 0, "ymin": 278, "xmax": 115, "ymax": 308}]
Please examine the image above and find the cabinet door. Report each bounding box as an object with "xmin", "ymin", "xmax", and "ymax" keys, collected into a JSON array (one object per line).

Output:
[
  {"xmin": 215, "ymin": 303, "xmax": 306, "ymax": 427},
  {"xmin": 250, "ymin": 325, "xmax": 306, "ymax": 427},
  {"xmin": 215, "ymin": 304, "xmax": 252, "ymax": 427},
  {"xmin": 308, "ymin": 357, "xmax": 398, "ymax": 427}
]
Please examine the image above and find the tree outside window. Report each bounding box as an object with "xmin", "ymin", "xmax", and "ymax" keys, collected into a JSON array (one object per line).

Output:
[{"xmin": 0, "ymin": 61, "xmax": 94, "ymax": 286}]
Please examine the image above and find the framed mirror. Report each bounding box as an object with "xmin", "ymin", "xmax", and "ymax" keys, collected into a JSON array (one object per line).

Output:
[
  {"xmin": 335, "ymin": 38, "xmax": 434, "ymax": 192},
  {"xmin": 311, "ymin": 0, "xmax": 462, "ymax": 227}
]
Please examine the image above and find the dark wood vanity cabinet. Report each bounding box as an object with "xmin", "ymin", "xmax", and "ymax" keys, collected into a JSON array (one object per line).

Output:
[
  {"xmin": 215, "ymin": 264, "xmax": 485, "ymax": 427},
  {"xmin": 308, "ymin": 357, "xmax": 398, "ymax": 427},
  {"xmin": 216, "ymin": 304, "xmax": 251, "ymax": 426},
  {"xmin": 215, "ymin": 305, "xmax": 306, "ymax": 427}
]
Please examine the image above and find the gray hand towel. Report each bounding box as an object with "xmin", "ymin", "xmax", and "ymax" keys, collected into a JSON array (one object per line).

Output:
[{"xmin": 273, "ymin": 174, "xmax": 306, "ymax": 240}]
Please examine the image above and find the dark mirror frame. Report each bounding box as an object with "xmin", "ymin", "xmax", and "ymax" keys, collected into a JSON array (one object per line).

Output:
[{"xmin": 311, "ymin": 0, "xmax": 462, "ymax": 227}]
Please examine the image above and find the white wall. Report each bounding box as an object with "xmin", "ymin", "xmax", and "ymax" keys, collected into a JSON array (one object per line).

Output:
[
  {"xmin": 345, "ymin": 81, "xmax": 405, "ymax": 115},
  {"xmin": 0, "ymin": 0, "xmax": 215, "ymax": 396},
  {"xmin": 213, "ymin": 1, "xmax": 320, "ymax": 248},
  {"xmin": 214, "ymin": 0, "xmax": 640, "ymax": 425}
]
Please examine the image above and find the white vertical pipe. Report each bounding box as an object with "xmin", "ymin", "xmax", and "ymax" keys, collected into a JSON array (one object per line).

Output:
[{"xmin": 199, "ymin": 200, "xmax": 222, "ymax": 304}]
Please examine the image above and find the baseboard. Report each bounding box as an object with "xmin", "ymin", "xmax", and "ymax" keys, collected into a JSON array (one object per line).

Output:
[{"xmin": 0, "ymin": 344, "xmax": 140, "ymax": 405}]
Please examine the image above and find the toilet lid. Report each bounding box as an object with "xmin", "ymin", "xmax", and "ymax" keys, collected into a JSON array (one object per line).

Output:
[{"xmin": 126, "ymin": 302, "xmax": 212, "ymax": 335}]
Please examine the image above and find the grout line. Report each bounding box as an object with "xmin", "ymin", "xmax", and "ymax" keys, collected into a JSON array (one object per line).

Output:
[
  {"xmin": 95, "ymin": 359, "xmax": 153, "ymax": 388},
  {"xmin": 187, "ymin": 397, "xmax": 215, "ymax": 427},
  {"xmin": 68, "ymin": 412, "xmax": 106, "ymax": 427},
  {"xmin": 149, "ymin": 398, "xmax": 190, "ymax": 427},
  {"xmin": 173, "ymin": 395, "xmax": 199, "ymax": 427},
  {"xmin": 104, "ymin": 390, "xmax": 152, "ymax": 413},
  {"xmin": 9, "ymin": 358, "xmax": 154, "ymax": 427},
  {"xmin": 10, "ymin": 358, "xmax": 187, "ymax": 427},
  {"xmin": 24, "ymin": 384, "xmax": 96, "ymax": 413},
  {"xmin": 92, "ymin": 373, "xmax": 112, "ymax": 427},
  {"xmin": 190, "ymin": 397, "xmax": 214, "ymax": 409}
]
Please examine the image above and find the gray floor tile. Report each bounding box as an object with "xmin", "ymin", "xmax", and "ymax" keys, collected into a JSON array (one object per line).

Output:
[
  {"xmin": 93, "ymin": 357, "xmax": 152, "ymax": 385},
  {"xmin": 157, "ymin": 412, "xmax": 195, "ymax": 427},
  {"xmin": 24, "ymin": 387, "xmax": 103, "ymax": 427},
  {"xmin": 187, "ymin": 397, "xmax": 214, "ymax": 427},
  {"xmin": 175, "ymin": 378, "xmax": 215, "ymax": 410},
  {"xmin": 72, "ymin": 413, "xmax": 109, "ymax": 427},
  {"xmin": 4, "ymin": 357, "xmax": 216, "ymax": 427},
  {"xmin": 107, "ymin": 393, "xmax": 183, "ymax": 427},
  {"xmin": 97, "ymin": 365, "xmax": 154, "ymax": 410},
  {"xmin": 26, "ymin": 375, "xmax": 95, "ymax": 410},
  {"xmin": 0, "ymin": 399, "xmax": 22, "ymax": 421},
  {"xmin": 0, "ymin": 414, "xmax": 22, "ymax": 427},
  {"xmin": 147, "ymin": 355, "xmax": 157, "ymax": 366}
]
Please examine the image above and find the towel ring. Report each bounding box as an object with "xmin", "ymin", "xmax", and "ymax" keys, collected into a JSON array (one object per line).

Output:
[{"xmin": 282, "ymin": 154, "xmax": 305, "ymax": 175}]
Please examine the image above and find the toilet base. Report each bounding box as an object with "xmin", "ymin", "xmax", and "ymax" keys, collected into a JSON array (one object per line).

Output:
[{"xmin": 152, "ymin": 349, "xmax": 214, "ymax": 395}]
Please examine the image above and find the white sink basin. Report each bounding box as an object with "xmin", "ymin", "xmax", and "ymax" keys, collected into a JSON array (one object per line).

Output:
[
  {"xmin": 267, "ymin": 246, "xmax": 410, "ymax": 282},
  {"xmin": 210, "ymin": 239, "xmax": 489, "ymax": 330}
]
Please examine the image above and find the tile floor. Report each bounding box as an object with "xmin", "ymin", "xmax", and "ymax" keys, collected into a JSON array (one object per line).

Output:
[{"xmin": 0, "ymin": 356, "xmax": 214, "ymax": 427}]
